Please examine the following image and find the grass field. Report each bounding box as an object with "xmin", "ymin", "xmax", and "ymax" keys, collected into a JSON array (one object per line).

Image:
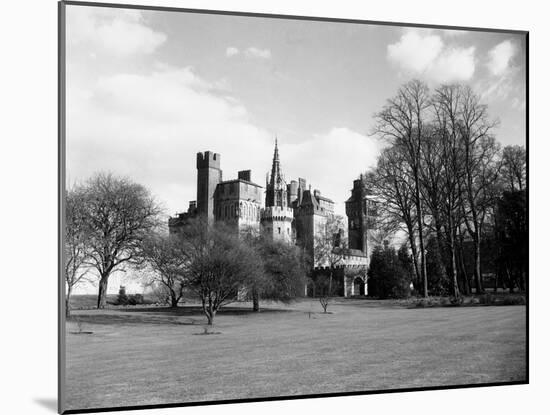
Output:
[{"xmin": 64, "ymin": 297, "xmax": 526, "ymax": 411}]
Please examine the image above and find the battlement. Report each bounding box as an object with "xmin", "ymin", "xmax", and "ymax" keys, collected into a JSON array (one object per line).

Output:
[
  {"xmin": 261, "ymin": 206, "xmax": 294, "ymax": 221},
  {"xmin": 196, "ymin": 151, "xmax": 221, "ymax": 169}
]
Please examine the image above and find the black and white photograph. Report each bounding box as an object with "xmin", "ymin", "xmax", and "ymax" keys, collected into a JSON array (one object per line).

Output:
[{"xmin": 59, "ymin": 1, "xmax": 527, "ymax": 413}]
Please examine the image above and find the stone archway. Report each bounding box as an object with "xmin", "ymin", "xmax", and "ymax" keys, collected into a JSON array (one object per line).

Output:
[{"xmin": 353, "ymin": 277, "xmax": 365, "ymax": 296}]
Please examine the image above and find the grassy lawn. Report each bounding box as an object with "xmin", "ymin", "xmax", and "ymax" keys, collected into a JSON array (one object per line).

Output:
[{"xmin": 64, "ymin": 298, "xmax": 526, "ymax": 411}]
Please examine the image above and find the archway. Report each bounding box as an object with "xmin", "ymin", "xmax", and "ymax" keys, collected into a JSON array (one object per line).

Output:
[{"xmin": 353, "ymin": 277, "xmax": 365, "ymax": 296}]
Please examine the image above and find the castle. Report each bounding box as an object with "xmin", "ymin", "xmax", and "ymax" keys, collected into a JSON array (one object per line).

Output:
[{"xmin": 169, "ymin": 141, "xmax": 377, "ymax": 297}]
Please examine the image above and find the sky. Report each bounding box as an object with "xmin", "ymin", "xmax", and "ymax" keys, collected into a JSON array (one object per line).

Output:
[{"xmin": 65, "ymin": 4, "xmax": 527, "ymax": 228}]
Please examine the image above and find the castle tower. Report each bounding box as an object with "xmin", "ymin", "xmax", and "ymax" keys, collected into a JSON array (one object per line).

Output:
[
  {"xmin": 196, "ymin": 151, "xmax": 222, "ymax": 222},
  {"xmin": 261, "ymin": 139, "xmax": 294, "ymax": 242},
  {"xmin": 345, "ymin": 175, "xmax": 378, "ymax": 256}
]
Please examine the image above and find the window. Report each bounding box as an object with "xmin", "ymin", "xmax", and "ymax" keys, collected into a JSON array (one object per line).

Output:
[{"xmin": 278, "ymin": 227, "xmax": 281, "ymax": 234}]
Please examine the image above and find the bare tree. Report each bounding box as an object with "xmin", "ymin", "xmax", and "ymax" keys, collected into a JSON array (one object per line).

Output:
[
  {"xmin": 501, "ymin": 145, "xmax": 526, "ymax": 192},
  {"xmin": 180, "ymin": 218, "xmax": 264, "ymax": 325},
  {"xmin": 374, "ymin": 80, "xmax": 431, "ymax": 297},
  {"xmin": 372, "ymin": 147, "xmax": 422, "ymax": 290},
  {"xmin": 65, "ymin": 187, "xmax": 92, "ymax": 317},
  {"xmin": 139, "ymin": 232, "xmax": 189, "ymax": 308},
  {"xmin": 454, "ymin": 87, "xmax": 500, "ymax": 293},
  {"xmin": 77, "ymin": 173, "xmax": 163, "ymax": 309},
  {"xmin": 313, "ymin": 214, "xmax": 346, "ymax": 312}
]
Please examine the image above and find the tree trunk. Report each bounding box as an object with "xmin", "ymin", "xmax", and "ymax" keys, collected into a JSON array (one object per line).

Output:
[
  {"xmin": 252, "ymin": 290, "xmax": 260, "ymax": 312},
  {"xmin": 66, "ymin": 285, "xmax": 72, "ymax": 318},
  {"xmin": 414, "ymin": 173, "xmax": 428, "ymax": 298},
  {"xmin": 97, "ymin": 275, "xmax": 109, "ymax": 309},
  {"xmin": 457, "ymin": 234, "xmax": 471, "ymax": 295},
  {"xmin": 406, "ymin": 227, "xmax": 421, "ymax": 292},
  {"xmin": 473, "ymin": 237, "xmax": 484, "ymax": 294},
  {"xmin": 170, "ymin": 295, "xmax": 179, "ymax": 308}
]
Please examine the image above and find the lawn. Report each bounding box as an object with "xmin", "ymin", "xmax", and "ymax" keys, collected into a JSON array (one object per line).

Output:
[{"xmin": 64, "ymin": 298, "xmax": 526, "ymax": 411}]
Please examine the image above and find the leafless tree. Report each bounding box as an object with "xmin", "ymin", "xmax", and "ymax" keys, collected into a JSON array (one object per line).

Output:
[
  {"xmin": 454, "ymin": 87, "xmax": 500, "ymax": 293},
  {"xmin": 65, "ymin": 186, "xmax": 92, "ymax": 317},
  {"xmin": 501, "ymin": 145, "xmax": 526, "ymax": 192},
  {"xmin": 313, "ymin": 214, "xmax": 346, "ymax": 312},
  {"xmin": 371, "ymin": 147, "xmax": 422, "ymax": 290},
  {"xmin": 77, "ymin": 173, "xmax": 163, "ymax": 309},
  {"xmin": 373, "ymin": 80, "xmax": 431, "ymax": 297},
  {"xmin": 179, "ymin": 218, "xmax": 264, "ymax": 325},
  {"xmin": 139, "ymin": 232, "xmax": 189, "ymax": 308}
]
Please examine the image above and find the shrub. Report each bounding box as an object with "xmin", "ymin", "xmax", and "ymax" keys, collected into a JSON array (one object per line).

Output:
[
  {"xmin": 368, "ymin": 243, "xmax": 412, "ymax": 299},
  {"xmin": 449, "ymin": 296, "xmax": 464, "ymax": 306},
  {"xmin": 116, "ymin": 286, "xmax": 129, "ymax": 305},
  {"xmin": 502, "ymin": 295, "xmax": 526, "ymax": 305},
  {"xmin": 479, "ymin": 293, "xmax": 495, "ymax": 305}
]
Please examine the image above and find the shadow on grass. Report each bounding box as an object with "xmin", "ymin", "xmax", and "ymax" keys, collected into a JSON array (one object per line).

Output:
[{"xmin": 68, "ymin": 306, "xmax": 292, "ymax": 326}]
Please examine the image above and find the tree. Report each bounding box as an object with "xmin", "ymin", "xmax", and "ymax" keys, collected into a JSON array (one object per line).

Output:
[
  {"xmin": 501, "ymin": 145, "xmax": 526, "ymax": 192},
  {"xmin": 252, "ymin": 238, "xmax": 308, "ymax": 312},
  {"xmin": 494, "ymin": 190, "xmax": 527, "ymax": 292},
  {"xmin": 374, "ymin": 80, "xmax": 431, "ymax": 297},
  {"xmin": 313, "ymin": 214, "xmax": 346, "ymax": 312},
  {"xmin": 454, "ymin": 87, "xmax": 500, "ymax": 293},
  {"xmin": 368, "ymin": 242, "xmax": 412, "ymax": 299},
  {"xmin": 139, "ymin": 232, "xmax": 189, "ymax": 308},
  {"xmin": 77, "ymin": 173, "xmax": 162, "ymax": 309},
  {"xmin": 372, "ymin": 147, "xmax": 422, "ymax": 291},
  {"xmin": 65, "ymin": 186, "xmax": 92, "ymax": 317},
  {"xmin": 180, "ymin": 219, "xmax": 264, "ymax": 325}
]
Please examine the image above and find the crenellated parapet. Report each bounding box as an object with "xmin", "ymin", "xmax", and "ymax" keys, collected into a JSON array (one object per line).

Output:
[{"xmin": 261, "ymin": 206, "xmax": 294, "ymax": 222}]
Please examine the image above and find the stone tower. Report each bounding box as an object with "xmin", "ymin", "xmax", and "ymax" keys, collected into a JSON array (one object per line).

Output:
[
  {"xmin": 345, "ymin": 176, "xmax": 373, "ymax": 256},
  {"xmin": 261, "ymin": 139, "xmax": 294, "ymax": 242},
  {"xmin": 196, "ymin": 151, "xmax": 222, "ymax": 222}
]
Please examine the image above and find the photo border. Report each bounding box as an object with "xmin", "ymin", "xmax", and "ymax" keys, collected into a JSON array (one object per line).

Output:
[{"xmin": 58, "ymin": 1, "xmax": 529, "ymax": 413}]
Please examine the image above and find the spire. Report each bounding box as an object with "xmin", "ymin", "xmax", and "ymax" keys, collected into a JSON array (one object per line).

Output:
[
  {"xmin": 266, "ymin": 137, "xmax": 287, "ymax": 207},
  {"xmin": 270, "ymin": 137, "xmax": 281, "ymax": 183}
]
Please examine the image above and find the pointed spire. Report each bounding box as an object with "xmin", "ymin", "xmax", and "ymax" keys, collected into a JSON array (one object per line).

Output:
[
  {"xmin": 273, "ymin": 136, "xmax": 279, "ymax": 162},
  {"xmin": 266, "ymin": 137, "xmax": 287, "ymax": 208}
]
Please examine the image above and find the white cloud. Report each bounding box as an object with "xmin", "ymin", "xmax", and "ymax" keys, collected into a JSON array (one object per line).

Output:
[
  {"xmin": 387, "ymin": 29, "xmax": 476, "ymax": 83},
  {"xmin": 281, "ymin": 128, "xmax": 383, "ymax": 217},
  {"xmin": 245, "ymin": 47, "xmax": 272, "ymax": 59},
  {"xmin": 226, "ymin": 47, "xmax": 240, "ymax": 57},
  {"xmin": 67, "ymin": 6, "xmax": 166, "ymax": 56},
  {"xmin": 429, "ymin": 46, "xmax": 476, "ymax": 83},
  {"xmin": 487, "ymin": 40, "xmax": 516, "ymax": 76},
  {"xmin": 388, "ymin": 29, "xmax": 443, "ymax": 73},
  {"xmin": 67, "ymin": 64, "xmax": 275, "ymax": 217}
]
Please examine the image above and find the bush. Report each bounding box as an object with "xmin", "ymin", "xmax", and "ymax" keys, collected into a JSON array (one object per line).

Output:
[
  {"xmin": 368, "ymin": 243, "xmax": 412, "ymax": 299},
  {"xmin": 479, "ymin": 293, "xmax": 495, "ymax": 305},
  {"xmin": 501, "ymin": 295, "xmax": 526, "ymax": 305},
  {"xmin": 116, "ymin": 286, "xmax": 129, "ymax": 305},
  {"xmin": 127, "ymin": 294, "xmax": 144, "ymax": 305}
]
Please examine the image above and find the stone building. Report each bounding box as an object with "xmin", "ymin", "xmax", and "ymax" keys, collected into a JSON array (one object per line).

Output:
[{"xmin": 168, "ymin": 142, "xmax": 375, "ymax": 297}]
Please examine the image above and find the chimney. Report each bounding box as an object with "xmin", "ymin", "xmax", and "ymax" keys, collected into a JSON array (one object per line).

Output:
[{"xmin": 238, "ymin": 170, "xmax": 251, "ymax": 182}]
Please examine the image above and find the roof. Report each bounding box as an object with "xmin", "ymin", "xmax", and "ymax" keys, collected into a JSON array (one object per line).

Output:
[{"xmin": 217, "ymin": 178, "xmax": 263, "ymax": 188}]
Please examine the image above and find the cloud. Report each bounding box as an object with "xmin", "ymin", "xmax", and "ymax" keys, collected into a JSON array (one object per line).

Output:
[
  {"xmin": 245, "ymin": 47, "xmax": 272, "ymax": 59},
  {"xmin": 67, "ymin": 64, "xmax": 275, "ymax": 218},
  {"xmin": 226, "ymin": 46, "xmax": 240, "ymax": 57},
  {"xmin": 387, "ymin": 29, "xmax": 476, "ymax": 83},
  {"xmin": 281, "ymin": 128, "xmax": 383, "ymax": 216},
  {"xmin": 487, "ymin": 40, "xmax": 516, "ymax": 76},
  {"xmin": 67, "ymin": 6, "xmax": 167, "ymax": 56}
]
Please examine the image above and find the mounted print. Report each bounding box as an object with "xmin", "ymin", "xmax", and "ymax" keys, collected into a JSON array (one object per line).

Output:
[{"xmin": 59, "ymin": 1, "xmax": 528, "ymax": 413}]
